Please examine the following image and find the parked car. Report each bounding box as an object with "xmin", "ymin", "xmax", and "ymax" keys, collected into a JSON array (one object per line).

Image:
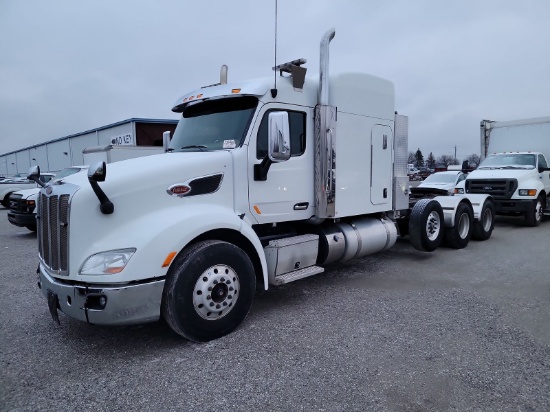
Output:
[
  {"xmin": 410, "ymin": 171, "xmax": 466, "ymax": 199},
  {"xmin": 408, "ymin": 165, "xmax": 422, "ymax": 181}
]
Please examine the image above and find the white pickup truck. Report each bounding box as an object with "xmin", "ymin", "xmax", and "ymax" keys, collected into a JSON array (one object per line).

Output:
[
  {"xmin": 0, "ymin": 173, "xmax": 55, "ymax": 208},
  {"xmin": 7, "ymin": 167, "xmax": 88, "ymax": 231}
]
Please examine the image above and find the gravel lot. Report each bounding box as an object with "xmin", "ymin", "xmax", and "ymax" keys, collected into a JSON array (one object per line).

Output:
[{"xmin": 0, "ymin": 207, "xmax": 549, "ymax": 412}]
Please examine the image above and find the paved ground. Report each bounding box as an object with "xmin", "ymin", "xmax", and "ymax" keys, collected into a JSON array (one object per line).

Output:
[{"xmin": 0, "ymin": 206, "xmax": 548, "ymax": 412}]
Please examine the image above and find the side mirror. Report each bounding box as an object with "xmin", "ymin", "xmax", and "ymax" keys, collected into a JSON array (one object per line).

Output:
[
  {"xmin": 268, "ymin": 112, "xmax": 291, "ymax": 162},
  {"xmin": 27, "ymin": 165, "xmax": 46, "ymax": 188},
  {"xmin": 87, "ymin": 161, "xmax": 113, "ymax": 214},
  {"xmin": 88, "ymin": 162, "xmax": 107, "ymax": 182}
]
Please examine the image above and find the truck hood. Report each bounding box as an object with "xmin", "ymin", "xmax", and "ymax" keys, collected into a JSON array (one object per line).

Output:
[
  {"xmin": 49, "ymin": 151, "xmax": 235, "ymax": 277},
  {"xmin": 466, "ymin": 168, "xmax": 536, "ymax": 180},
  {"xmin": 63, "ymin": 151, "xmax": 232, "ymax": 194},
  {"xmin": 12, "ymin": 188, "xmax": 40, "ymax": 199}
]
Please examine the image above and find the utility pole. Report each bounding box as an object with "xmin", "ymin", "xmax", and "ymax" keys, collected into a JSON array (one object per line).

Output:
[{"xmin": 454, "ymin": 145, "xmax": 457, "ymax": 160}]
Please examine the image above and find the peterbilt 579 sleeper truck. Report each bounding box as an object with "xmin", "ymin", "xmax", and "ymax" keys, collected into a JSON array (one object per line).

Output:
[{"xmin": 31, "ymin": 29, "xmax": 495, "ymax": 342}]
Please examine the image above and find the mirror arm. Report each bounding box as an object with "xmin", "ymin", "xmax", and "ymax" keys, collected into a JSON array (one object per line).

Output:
[
  {"xmin": 88, "ymin": 180, "xmax": 114, "ymax": 214},
  {"xmin": 253, "ymin": 155, "xmax": 273, "ymax": 181},
  {"xmin": 30, "ymin": 176, "xmax": 46, "ymax": 188}
]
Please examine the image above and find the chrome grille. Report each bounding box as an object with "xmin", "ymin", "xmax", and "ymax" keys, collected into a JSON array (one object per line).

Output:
[
  {"xmin": 38, "ymin": 193, "xmax": 70, "ymax": 273},
  {"xmin": 465, "ymin": 179, "xmax": 518, "ymax": 199}
]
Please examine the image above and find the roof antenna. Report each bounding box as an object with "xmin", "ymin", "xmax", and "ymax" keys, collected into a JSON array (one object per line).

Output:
[{"xmin": 271, "ymin": 0, "xmax": 278, "ymax": 98}]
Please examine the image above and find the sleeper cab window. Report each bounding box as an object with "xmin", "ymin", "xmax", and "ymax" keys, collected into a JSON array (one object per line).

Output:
[{"xmin": 256, "ymin": 110, "xmax": 306, "ymax": 159}]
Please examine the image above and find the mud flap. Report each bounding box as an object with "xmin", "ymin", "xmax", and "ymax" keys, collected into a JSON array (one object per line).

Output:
[{"xmin": 47, "ymin": 290, "xmax": 60, "ymax": 325}]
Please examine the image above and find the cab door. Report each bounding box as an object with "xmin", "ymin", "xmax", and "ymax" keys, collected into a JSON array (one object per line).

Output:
[
  {"xmin": 248, "ymin": 104, "xmax": 314, "ymax": 224},
  {"xmin": 538, "ymin": 154, "xmax": 550, "ymax": 194}
]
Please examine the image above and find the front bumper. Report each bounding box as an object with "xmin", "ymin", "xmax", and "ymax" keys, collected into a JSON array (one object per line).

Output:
[
  {"xmin": 7, "ymin": 211, "xmax": 36, "ymax": 227},
  {"xmin": 494, "ymin": 199, "xmax": 532, "ymax": 214},
  {"xmin": 38, "ymin": 265, "xmax": 165, "ymax": 326}
]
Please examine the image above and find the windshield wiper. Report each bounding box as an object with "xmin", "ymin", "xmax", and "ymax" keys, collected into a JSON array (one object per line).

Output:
[{"xmin": 180, "ymin": 145, "xmax": 208, "ymax": 151}]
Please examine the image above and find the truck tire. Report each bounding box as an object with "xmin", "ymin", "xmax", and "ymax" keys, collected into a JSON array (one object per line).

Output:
[
  {"xmin": 472, "ymin": 200, "xmax": 495, "ymax": 241},
  {"xmin": 525, "ymin": 196, "xmax": 544, "ymax": 227},
  {"xmin": 1, "ymin": 193, "xmax": 13, "ymax": 208},
  {"xmin": 444, "ymin": 202, "xmax": 474, "ymax": 249},
  {"xmin": 162, "ymin": 240, "xmax": 256, "ymax": 342},
  {"xmin": 409, "ymin": 199, "xmax": 444, "ymax": 252}
]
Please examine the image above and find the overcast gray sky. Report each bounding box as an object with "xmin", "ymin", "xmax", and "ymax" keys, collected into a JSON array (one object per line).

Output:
[{"xmin": 1, "ymin": 0, "xmax": 549, "ymax": 161}]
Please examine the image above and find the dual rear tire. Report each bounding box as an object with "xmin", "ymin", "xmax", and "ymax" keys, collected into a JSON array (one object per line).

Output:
[{"xmin": 409, "ymin": 199, "xmax": 485, "ymax": 251}]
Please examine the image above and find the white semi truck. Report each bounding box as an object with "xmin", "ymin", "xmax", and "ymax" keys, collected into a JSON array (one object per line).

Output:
[
  {"xmin": 464, "ymin": 117, "xmax": 550, "ymax": 226},
  {"xmin": 32, "ymin": 29, "xmax": 495, "ymax": 342}
]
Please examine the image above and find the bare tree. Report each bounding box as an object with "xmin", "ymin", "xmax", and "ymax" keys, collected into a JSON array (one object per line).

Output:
[
  {"xmin": 468, "ymin": 154, "xmax": 481, "ymax": 167},
  {"xmin": 437, "ymin": 154, "xmax": 459, "ymax": 167},
  {"xmin": 408, "ymin": 151, "xmax": 416, "ymax": 164}
]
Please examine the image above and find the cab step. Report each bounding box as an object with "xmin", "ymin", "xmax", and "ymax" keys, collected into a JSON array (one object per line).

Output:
[{"xmin": 272, "ymin": 266, "xmax": 324, "ymax": 285}]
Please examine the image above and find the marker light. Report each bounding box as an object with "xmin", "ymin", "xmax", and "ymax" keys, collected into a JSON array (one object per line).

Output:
[
  {"xmin": 231, "ymin": 88, "xmax": 241, "ymax": 94},
  {"xmin": 162, "ymin": 251, "xmax": 177, "ymax": 268},
  {"xmin": 80, "ymin": 248, "xmax": 136, "ymax": 275},
  {"xmin": 518, "ymin": 189, "xmax": 537, "ymax": 196}
]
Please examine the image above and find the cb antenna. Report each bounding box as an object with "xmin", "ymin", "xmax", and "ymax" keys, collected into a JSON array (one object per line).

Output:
[{"xmin": 271, "ymin": 0, "xmax": 278, "ymax": 98}]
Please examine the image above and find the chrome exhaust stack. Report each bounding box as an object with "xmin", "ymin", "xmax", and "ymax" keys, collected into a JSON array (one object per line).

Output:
[
  {"xmin": 318, "ymin": 28, "xmax": 335, "ymax": 105},
  {"xmin": 314, "ymin": 28, "xmax": 337, "ymax": 219}
]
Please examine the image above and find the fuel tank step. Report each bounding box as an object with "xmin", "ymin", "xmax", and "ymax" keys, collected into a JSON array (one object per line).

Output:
[{"xmin": 272, "ymin": 266, "xmax": 324, "ymax": 285}]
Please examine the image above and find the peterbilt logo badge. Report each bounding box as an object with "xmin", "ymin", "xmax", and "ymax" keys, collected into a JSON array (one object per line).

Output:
[
  {"xmin": 167, "ymin": 184, "xmax": 191, "ymax": 197},
  {"xmin": 46, "ymin": 186, "xmax": 53, "ymax": 195},
  {"xmin": 483, "ymin": 186, "xmax": 492, "ymax": 190}
]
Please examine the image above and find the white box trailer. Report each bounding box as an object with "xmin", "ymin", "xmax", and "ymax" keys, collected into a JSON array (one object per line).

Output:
[
  {"xmin": 480, "ymin": 116, "xmax": 550, "ymax": 160},
  {"xmin": 82, "ymin": 145, "xmax": 164, "ymax": 165}
]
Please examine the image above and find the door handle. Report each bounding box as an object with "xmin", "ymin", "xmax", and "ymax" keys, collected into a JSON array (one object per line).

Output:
[{"xmin": 294, "ymin": 202, "xmax": 309, "ymax": 210}]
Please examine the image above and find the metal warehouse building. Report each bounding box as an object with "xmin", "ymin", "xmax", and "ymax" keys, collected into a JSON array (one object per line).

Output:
[{"xmin": 0, "ymin": 118, "xmax": 178, "ymax": 177}]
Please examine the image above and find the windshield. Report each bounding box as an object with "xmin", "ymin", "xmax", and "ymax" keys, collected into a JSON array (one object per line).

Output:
[
  {"xmin": 53, "ymin": 167, "xmax": 84, "ymax": 181},
  {"xmin": 423, "ymin": 173, "xmax": 458, "ymax": 184},
  {"xmin": 169, "ymin": 97, "xmax": 258, "ymax": 152},
  {"xmin": 479, "ymin": 154, "xmax": 535, "ymax": 169}
]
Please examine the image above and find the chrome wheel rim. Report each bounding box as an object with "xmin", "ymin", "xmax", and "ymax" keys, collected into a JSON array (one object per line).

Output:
[
  {"xmin": 482, "ymin": 208, "xmax": 493, "ymax": 232},
  {"xmin": 426, "ymin": 211, "xmax": 441, "ymax": 241},
  {"xmin": 458, "ymin": 212, "xmax": 470, "ymax": 239},
  {"xmin": 193, "ymin": 264, "xmax": 239, "ymax": 320}
]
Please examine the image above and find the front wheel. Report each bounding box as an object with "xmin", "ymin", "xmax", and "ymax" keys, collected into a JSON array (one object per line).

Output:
[
  {"xmin": 444, "ymin": 202, "xmax": 474, "ymax": 249},
  {"xmin": 409, "ymin": 199, "xmax": 445, "ymax": 252},
  {"xmin": 525, "ymin": 196, "xmax": 544, "ymax": 227},
  {"xmin": 162, "ymin": 240, "xmax": 256, "ymax": 342}
]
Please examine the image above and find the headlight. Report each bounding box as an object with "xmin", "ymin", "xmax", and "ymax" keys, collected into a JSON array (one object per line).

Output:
[
  {"xmin": 454, "ymin": 188, "xmax": 464, "ymax": 194},
  {"xmin": 80, "ymin": 248, "xmax": 136, "ymax": 275},
  {"xmin": 518, "ymin": 189, "xmax": 537, "ymax": 196}
]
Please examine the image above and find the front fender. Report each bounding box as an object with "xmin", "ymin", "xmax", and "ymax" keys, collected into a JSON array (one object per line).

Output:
[{"xmin": 74, "ymin": 204, "xmax": 267, "ymax": 286}]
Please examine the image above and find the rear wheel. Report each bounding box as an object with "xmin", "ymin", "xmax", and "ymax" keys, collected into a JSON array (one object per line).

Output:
[
  {"xmin": 162, "ymin": 240, "xmax": 256, "ymax": 342},
  {"xmin": 525, "ymin": 196, "xmax": 544, "ymax": 227},
  {"xmin": 444, "ymin": 202, "xmax": 474, "ymax": 249},
  {"xmin": 409, "ymin": 199, "xmax": 445, "ymax": 252},
  {"xmin": 472, "ymin": 200, "xmax": 495, "ymax": 241}
]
